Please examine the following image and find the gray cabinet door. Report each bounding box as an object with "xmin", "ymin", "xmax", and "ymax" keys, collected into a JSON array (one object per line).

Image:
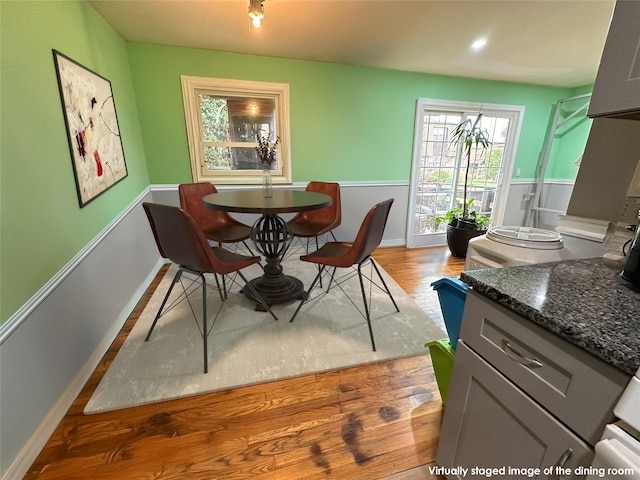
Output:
[{"xmin": 437, "ymin": 341, "xmax": 593, "ymax": 480}]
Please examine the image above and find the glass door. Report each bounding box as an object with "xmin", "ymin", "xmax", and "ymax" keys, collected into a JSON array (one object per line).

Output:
[{"xmin": 406, "ymin": 99, "xmax": 523, "ymax": 248}]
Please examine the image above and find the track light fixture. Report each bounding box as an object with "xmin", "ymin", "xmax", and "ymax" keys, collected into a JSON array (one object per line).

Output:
[{"xmin": 248, "ymin": 0, "xmax": 265, "ymax": 29}]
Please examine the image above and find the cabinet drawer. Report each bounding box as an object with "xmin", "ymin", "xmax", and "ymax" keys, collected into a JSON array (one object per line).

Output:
[{"xmin": 460, "ymin": 291, "xmax": 629, "ymax": 446}]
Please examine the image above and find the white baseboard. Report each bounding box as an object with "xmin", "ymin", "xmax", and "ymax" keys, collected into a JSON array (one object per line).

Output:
[
  {"xmin": 380, "ymin": 238, "xmax": 405, "ymax": 247},
  {"xmin": 2, "ymin": 258, "xmax": 164, "ymax": 480}
]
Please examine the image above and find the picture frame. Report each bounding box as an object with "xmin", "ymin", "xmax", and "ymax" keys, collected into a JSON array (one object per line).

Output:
[{"xmin": 53, "ymin": 50, "xmax": 128, "ymax": 207}]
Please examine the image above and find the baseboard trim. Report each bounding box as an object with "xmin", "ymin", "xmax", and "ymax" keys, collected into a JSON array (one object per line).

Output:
[
  {"xmin": 380, "ymin": 239, "xmax": 405, "ymax": 247},
  {"xmin": 2, "ymin": 257, "xmax": 164, "ymax": 480}
]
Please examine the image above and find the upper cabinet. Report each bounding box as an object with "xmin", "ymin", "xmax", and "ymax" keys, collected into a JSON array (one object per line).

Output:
[{"xmin": 588, "ymin": 0, "xmax": 640, "ymax": 120}]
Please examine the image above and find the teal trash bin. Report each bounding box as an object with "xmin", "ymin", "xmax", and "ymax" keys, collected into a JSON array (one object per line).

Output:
[{"xmin": 431, "ymin": 277, "xmax": 469, "ymax": 349}]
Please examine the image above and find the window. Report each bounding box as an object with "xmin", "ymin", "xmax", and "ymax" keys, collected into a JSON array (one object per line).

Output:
[
  {"xmin": 181, "ymin": 76, "xmax": 292, "ymax": 184},
  {"xmin": 407, "ymin": 98, "xmax": 524, "ymax": 248}
]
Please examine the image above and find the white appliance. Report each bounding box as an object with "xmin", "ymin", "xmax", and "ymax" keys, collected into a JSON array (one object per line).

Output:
[
  {"xmin": 587, "ymin": 366, "xmax": 640, "ymax": 479},
  {"xmin": 465, "ymin": 226, "xmax": 576, "ymax": 270},
  {"xmin": 465, "ymin": 216, "xmax": 612, "ymax": 271}
]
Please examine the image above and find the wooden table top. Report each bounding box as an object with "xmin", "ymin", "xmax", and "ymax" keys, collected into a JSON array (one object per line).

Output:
[{"xmin": 202, "ymin": 189, "xmax": 331, "ymax": 214}]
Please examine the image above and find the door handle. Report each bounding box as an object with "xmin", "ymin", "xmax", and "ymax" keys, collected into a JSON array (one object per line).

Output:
[
  {"xmin": 550, "ymin": 448, "xmax": 572, "ymax": 480},
  {"xmin": 501, "ymin": 339, "xmax": 543, "ymax": 368}
]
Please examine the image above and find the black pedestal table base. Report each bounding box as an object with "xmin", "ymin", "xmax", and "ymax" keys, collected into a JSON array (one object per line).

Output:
[
  {"xmin": 201, "ymin": 189, "xmax": 332, "ymax": 307},
  {"xmin": 247, "ymin": 214, "xmax": 303, "ymax": 306}
]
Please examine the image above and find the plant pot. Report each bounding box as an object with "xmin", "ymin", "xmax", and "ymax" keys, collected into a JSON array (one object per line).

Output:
[
  {"xmin": 455, "ymin": 218, "xmax": 479, "ymax": 230},
  {"xmin": 446, "ymin": 223, "xmax": 486, "ymax": 258}
]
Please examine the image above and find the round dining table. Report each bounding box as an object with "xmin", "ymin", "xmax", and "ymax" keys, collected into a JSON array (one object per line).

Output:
[{"xmin": 203, "ymin": 189, "xmax": 332, "ymax": 306}]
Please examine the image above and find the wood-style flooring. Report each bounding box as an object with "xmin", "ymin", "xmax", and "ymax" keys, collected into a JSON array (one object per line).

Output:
[{"xmin": 24, "ymin": 246, "xmax": 465, "ymax": 480}]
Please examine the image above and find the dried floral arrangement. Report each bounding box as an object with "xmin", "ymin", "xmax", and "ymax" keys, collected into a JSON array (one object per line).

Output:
[{"xmin": 255, "ymin": 133, "xmax": 280, "ymax": 168}]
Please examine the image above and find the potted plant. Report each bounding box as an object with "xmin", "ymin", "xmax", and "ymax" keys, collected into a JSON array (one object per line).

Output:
[{"xmin": 438, "ymin": 114, "xmax": 492, "ymax": 257}]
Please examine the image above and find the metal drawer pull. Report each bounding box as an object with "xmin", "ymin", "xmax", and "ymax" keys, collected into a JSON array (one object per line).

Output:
[
  {"xmin": 551, "ymin": 448, "xmax": 573, "ymax": 480},
  {"xmin": 501, "ymin": 339, "xmax": 544, "ymax": 368}
]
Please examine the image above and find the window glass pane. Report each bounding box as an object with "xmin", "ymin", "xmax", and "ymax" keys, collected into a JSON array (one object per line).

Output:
[
  {"xmin": 204, "ymin": 145, "xmax": 278, "ymax": 171},
  {"xmin": 199, "ymin": 95, "xmax": 230, "ymax": 142},
  {"xmin": 203, "ymin": 146, "xmax": 232, "ymax": 170},
  {"xmin": 414, "ymin": 111, "xmax": 511, "ymax": 234},
  {"xmin": 231, "ymin": 146, "xmax": 265, "ymax": 170},
  {"xmin": 203, "ymin": 146, "xmax": 279, "ymax": 172},
  {"xmin": 228, "ymin": 98, "xmax": 276, "ymax": 142},
  {"xmin": 415, "ymin": 113, "xmax": 463, "ymax": 234}
]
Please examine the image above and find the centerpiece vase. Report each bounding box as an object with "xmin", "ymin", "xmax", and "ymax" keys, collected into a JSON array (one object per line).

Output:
[{"xmin": 262, "ymin": 168, "xmax": 273, "ymax": 198}]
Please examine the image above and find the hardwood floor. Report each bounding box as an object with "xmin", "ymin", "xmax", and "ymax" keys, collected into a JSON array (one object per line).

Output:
[{"xmin": 24, "ymin": 246, "xmax": 465, "ymax": 480}]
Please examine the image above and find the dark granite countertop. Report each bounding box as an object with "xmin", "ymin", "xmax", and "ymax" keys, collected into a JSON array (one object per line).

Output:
[{"xmin": 460, "ymin": 257, "xmax": 640, "ymax": 376}]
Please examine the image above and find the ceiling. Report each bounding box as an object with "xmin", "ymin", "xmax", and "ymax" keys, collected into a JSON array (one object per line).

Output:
[{"xmin": 88, "ymin": 0, "xmax": 616, "ymax": 88}]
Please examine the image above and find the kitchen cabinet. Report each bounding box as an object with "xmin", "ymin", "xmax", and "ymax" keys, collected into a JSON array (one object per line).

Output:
[
  {"xmin": 438, "ymin": 342, "xmax": 593, "ymax": 479},
  {"xmin": 588, "ymin": 0, "xmax": 640, "ymax": 120},
  {"xmin": 437, "ymin": 291, "xmax": 630, "ymax": 479}
]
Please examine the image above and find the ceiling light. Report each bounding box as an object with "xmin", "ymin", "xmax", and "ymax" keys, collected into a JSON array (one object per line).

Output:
[
  {"xmin": 471, "ymin": 38, "xmax": 487, "ymax": 51},
  {"xmin": 248, "ymin": 0, "xmax": 265, "ymax": 29}
]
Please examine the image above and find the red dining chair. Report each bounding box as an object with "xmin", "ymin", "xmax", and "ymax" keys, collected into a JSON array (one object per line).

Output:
[
  {"xmin": 143, "ymin": 202, "xmax": 277, "ymax": 373},
  {"xmin": 289, "ymin": 198, "xmax": 398, "ymax": 351},
  {"xmin": 179, "ymin": 182, "xmax": 256, "ymax": 256},
  {"xmin": 285, "ymin": 181, "xmax": 341, "ymax": 286},
  {"xmin": 286, "ymin": 181, "xmax": 341, "ymax": 252}
]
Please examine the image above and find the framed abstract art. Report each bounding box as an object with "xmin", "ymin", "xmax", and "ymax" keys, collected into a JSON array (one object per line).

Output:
[{"xmin": 53, "ymin": 50, "xmax": 128, "ymax": 207}]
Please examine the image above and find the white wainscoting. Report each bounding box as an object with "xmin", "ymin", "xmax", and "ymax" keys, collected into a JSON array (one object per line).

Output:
[
  {"xmin": 502, "ymin": 180, "xmax": 575, "ymax": 230},
  {"xmin": 0, "ymin": 188, "xmax": 162, "ymax": 480},
  {"xmin": 151, "ymin": 182, "xmax": 410, "ymax": 246}
]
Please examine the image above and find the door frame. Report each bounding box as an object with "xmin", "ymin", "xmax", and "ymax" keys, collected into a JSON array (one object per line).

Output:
[{"xmin": 406, "ymin": 98, "xmax": 525, "ymax": 248}]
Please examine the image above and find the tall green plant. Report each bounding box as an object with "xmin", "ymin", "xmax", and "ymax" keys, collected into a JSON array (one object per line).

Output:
[{"xmin": 450, "ymin": 113, "xmax": 492, "ymax": 219}]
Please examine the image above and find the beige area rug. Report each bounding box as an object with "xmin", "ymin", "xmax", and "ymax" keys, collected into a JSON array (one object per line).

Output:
[{"xmin": 84, "ymin": 258, "xmax": 446, "ymax": 414}]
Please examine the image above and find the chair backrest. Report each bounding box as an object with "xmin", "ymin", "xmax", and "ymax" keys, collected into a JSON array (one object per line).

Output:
[
  {"xmin": 292, "ymin": 181, "xmax": 341, "ymax": 231},
  {"xmin": 143, "ymin": 202, "xmax": 219, "ymax": 274},
  {"xmin": 348, "ymin": 198, "xmax": 394, "ymax": 265},
  {"xmin": 178, "ymin": 182, "xmax": 233, "ymax": 230}
]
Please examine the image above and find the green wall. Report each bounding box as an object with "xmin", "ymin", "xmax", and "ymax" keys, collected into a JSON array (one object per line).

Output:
[
  {"xmin": 1, "ymin": 0, "xmax": 590, "ymax": 326},
  {"xmin": 127, "ymin": 43, "xmax": 578, "ymax": 185},
  {"xmin": 0, "ymin": 1, "xmax": 150, "ymax": 324}
]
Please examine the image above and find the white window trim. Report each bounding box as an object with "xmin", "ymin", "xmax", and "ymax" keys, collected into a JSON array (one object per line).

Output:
[{"xmin": 181, "ymin": 75, "xmax": 292, "ymax": 184}]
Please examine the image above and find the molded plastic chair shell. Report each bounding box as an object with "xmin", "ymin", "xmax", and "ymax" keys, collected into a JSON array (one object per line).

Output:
[
  {"xmin": 143, "ymin": 202, "xmax": 276, "ymax": 373},
  {"xmin": 289, "ymin": 198, "xmax": 398, "ymax": 351}
]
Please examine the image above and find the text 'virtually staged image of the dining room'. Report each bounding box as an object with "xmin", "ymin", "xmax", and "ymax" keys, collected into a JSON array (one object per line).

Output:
[{"xmin": 3, "ymin": 1, "xmax": 640, "ymax": 479}]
